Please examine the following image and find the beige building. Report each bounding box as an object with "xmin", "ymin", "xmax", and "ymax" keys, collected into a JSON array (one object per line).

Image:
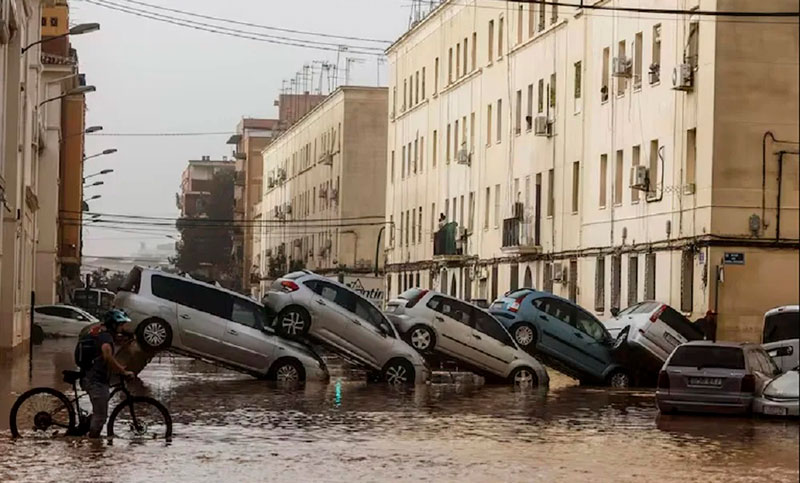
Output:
[
  {"xmin": 259, "ymin": 86, "xmax": 388, "ymax": 296},
  {"xmin": 385, "ymin": 0, "xmax": 798, "ymax": 342}
]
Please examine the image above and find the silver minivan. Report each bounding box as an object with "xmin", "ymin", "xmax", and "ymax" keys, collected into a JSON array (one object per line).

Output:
[{"xmin": 115, "ymin": 267, "xmax": 328, "ymax": 383}]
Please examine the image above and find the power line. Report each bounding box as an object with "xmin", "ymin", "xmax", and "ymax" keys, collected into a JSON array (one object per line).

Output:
[
  {"xmin": 61, "ymin": 210, "xmax": 386, "ymax": 224},
  {"xmin": 109, "ymin": 0, "xmax": 393, "ymax": 44},
  {"xmin": 507, "ymin": 0, "xmax": 798, "ymax": 18},
  {"xmin": 87, "ymin": 131, "xmax": 234, "ymax": 137},
  {"xmin": 81, "ymin": 0, "xmax": 386, "ymax": 56}
]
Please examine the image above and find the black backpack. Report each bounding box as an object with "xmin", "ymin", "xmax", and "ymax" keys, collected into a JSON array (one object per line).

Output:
[{"xmin": 74, "ymin": 333, "xmax": 100, "ymax": 371}]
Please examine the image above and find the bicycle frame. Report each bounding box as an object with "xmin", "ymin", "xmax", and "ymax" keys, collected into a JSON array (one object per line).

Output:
[{"xmin": 68, "ymin": 377, "xmax": 135, "ymax": 423}]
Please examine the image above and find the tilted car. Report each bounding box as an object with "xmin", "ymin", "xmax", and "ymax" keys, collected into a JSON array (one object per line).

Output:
[
  {"xmin": 490, "ymin": 289, "xmax": 631, "ymax": 387},
  {"xmin": 114, "ymin": 267, "xmax": 328, "ymax": 383},
  {"xmin": 34, "ymin": 304, "xmax": 98, "ymax": 337},
  {"xmin": 753, "ymin": 366, "xmax": 799, "ymax": 417},
  {"xmin": 604, "ymin": 301, "xmax": 704, "ymax": 372},
  {"xmin": 656, "ymin": 341, "xmax": 780, "ymax": 415},
  {"xmin": 385, "ymin": 289, "xmax": 549, "ymax": 387},
  {"xmin": 264, "ymin": 271, "xmax": 430, "ymax": 385},
  {"xmin": 761, "ymin": 305, "xmax": 799, "ymax": 373}
]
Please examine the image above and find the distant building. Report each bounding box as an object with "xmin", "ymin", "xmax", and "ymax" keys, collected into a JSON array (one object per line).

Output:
[
  {"xmin": 178, "ymin": 156, "xmax": 235, "ymax": 218},
  {"xmin": 277, "ymin": 92, "xmax": 326, "ymax": 131}
]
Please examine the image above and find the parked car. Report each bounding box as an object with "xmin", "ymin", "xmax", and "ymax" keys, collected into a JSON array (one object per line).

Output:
[
  {"xmin": 656, "ymin": 341, "xmax": 780, "ymax": 415},
  {"xmin": 264, "ymin": 271, "xmax": 430, "ymax": 385},
  {"xmin": 489, "ymin": 289, "xmax": 631, "ymax": 387},
  {"xmin": 753, "ymin": 366, "xmax": 799, "ymax": 417},
  {"xmin": 72, "ymin": 287, "xmax": 116, "ymax": 318},
  {"xmin": 385, "ymin": 289, "xmax": 549, "ymax": 387},
  {"xmin": 604, "ymin": 301, "xmax": 704, "ymax": 372},
  {"xmin": 33, "ymin": 304, "xmax": 98, "ymax": 337},
  {"xmin": 114, "ymin": 267, "xmax": 328, "ymax": 383},
  {"xmin": 761, "ymin": 305, "xmax": 799, "ymax": 372}
]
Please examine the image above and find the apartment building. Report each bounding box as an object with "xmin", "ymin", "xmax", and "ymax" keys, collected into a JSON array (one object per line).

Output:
[
  {"xmin": 259, "ymin": 86, "xmax": 387, "ymax": 297},
  {"xmin": 385, "ymin": 0, "xmax": 799, "ymax": 342},
  {"xmin": 178, "ymin": 157, "xmax": 234, "ymax": 218}
]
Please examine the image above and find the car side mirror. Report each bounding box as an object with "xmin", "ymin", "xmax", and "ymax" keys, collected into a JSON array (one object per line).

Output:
[{"xmin": 610, "ymin": 308, "xmax": 620, "ymax": 317}]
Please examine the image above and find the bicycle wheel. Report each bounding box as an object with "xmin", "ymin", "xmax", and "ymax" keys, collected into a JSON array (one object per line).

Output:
[
  {"xmin": 107, "ymin": 396, "xmax": 172, "ymax": 441},
  {"xmin": 9, "ymin": 387, "xmax": 76, "ymax": 438}
]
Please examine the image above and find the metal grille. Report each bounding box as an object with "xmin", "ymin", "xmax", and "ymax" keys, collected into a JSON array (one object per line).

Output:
[
  {"xmin": 543, "ymin": 263, "xmax": 554, "ymax": 293},
  {"xmin": 681, "ymin": 249, "xmax": 694, "ymax": 312},
  {"xmin": 628, "ymin": 255, "xmax": 639, "ymax": 306},
  {"xmin": 510, "ymin": 263, "xmax": 519, "ymax": 291},
  {"xmin": 611, "ymin": 255, "xmax": 621, "ymax": 311},
  {"xmin": 645, "ymin": 253, "xmax": 656, "ymax": 300},
  {"xmin": 594, "ymin": 257, "xmax": 605, "ymax": 312},
  {"xmin": 569, "ymin": 259, "xmax": 578, "ymax": 302}
]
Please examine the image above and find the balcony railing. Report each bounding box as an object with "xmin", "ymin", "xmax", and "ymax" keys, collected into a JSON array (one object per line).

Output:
[
  {"xmin": 433, "ymin": 222, "xmax": 463, "ymax": 257},
  {"xmin": 502, "ymin": 217, "xmax": 540, "ymax": 253}
]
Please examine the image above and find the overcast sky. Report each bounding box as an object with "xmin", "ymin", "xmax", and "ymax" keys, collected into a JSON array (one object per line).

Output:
[{"xmin": 70, "ymin": 0, "xmax": 408, "ymax": 259}]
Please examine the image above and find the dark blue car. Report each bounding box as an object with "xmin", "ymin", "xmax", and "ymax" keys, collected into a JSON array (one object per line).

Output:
[{"xmin": 490, "ymin": 289, "xmax": 630, "ymax": 387}]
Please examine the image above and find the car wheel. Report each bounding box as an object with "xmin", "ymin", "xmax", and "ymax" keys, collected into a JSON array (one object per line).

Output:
[
  {"xmin": 407, "ymin": 325, "xmax": 435, "ymax": 353},
  {"xmin": 135, "ymin": 318, "xmax": 172, "ymax": 352},
  {"xmin": 612, "ymin": 326, "xmax": 630, "ymax": 352},
  {"xmin": 382, "ymin": 359, "xmax": 415, "ymax": 385},
  {"xmin": 276, "ymin": 307, "xmax": 311, "ymax": 338},
  {"xmin": 511, "ymin": 323, "xmax": 537, "ymax": 349},
  {"xmin": 608, "ymin": 370, "xmax": 631, "ymax": 388},
  {"xmin": 270, "ymin": 358, "xmax": 305, "ymax": 383},
  {"xmin": 509, "ymin": 366, "xmax": 539, "ymax": 388}
]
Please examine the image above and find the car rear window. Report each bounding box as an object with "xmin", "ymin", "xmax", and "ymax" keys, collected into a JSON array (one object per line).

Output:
[
  {"xmin": 282, "ymin": 271, "xmax": 307, "ymax": 280},
  {"xmin": 659, "ymin": 306, "xmax": 704, "ymax": 340},
  {"xmin": 504, "ymin": 289, "xmax": 533, "ymax": 299},
  {"xmin": 118, "ymin": 267, "xmax": 141, "ymax": 293},
  {"xmin": 669, "ymin": 346, "xmax": 745, "ymax": 370},
  {"xmin": 398, "ymin": 288, "xmax": 426, "ymax": 300},
  {"xmin": 618, "ymin": 301, "xmax": 660, "ymax": 316},
  {"xmin": 763, "ymin": 311, "xmax": 800, "ymax": 344}
]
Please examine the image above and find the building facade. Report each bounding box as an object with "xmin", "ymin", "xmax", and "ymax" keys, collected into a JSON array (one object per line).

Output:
[
  {"xmin": 259, "ymin": 86, "xmax": 388, "ymax": 297},
  {"xmin": 385, "ymin": 0, "xmax": 799, "ymax": 342}
]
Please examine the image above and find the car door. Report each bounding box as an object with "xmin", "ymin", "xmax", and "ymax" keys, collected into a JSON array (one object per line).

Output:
[
  {"xmin": 161, "ymin": 276, "xmax": 231, "ymax": 357},
  {"xmin": 425, "ymin": 295, "xmax": 483, "ymax": 365},
  {"xmin": 530, "ymin": 297, "xmax": 586, "ymax": 368},
  {"xmin": 61, "ymin": 307, "xmax": 93, "ymax": 336},
  {"xmin": 346, "ymin": 296, "xmax": 397, "ymax": 368},
  {"xmin": 307, "ymin": 281, "xmax": 365, "ymax": 359},
  {"xmin": 570, "ymin": 307, "xmax": 615, "ymax": 377},
  {"xmin": 33, "ymin": 307, "xmax": 59, "ymax": 334},
  {"xmin": 469, "ymin": 308, "xmax": 518, "ymax": 376},
  {"xmin": 221, "ymin": 296, "xmax": 275, "ymax": 372}
]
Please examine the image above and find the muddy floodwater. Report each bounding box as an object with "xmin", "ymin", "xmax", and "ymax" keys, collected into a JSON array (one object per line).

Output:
[{"xmin": 1, "ymin": 340, "xmax": 798, "ymax": 482}]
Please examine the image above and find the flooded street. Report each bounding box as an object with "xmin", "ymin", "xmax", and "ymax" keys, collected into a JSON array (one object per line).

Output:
[{"xmin": 1, "ymin": 340, "xmax": 797, "ymax": 482}]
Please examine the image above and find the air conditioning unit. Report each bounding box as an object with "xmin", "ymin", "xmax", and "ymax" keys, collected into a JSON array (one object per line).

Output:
[
  {"xmin": 478, "ymin": 266, "xmax": 489, "ymax": 280},
  {"xmin": 329, "ymin": 188, "xmax": 339, "ymax": 203},
  {"xmin": 648, "ymin": 63, "xmax": 661, "ymax": 84},
  {"xmin": 534, "ymin": 115, "xmax": 552, "ymax": 137},
  {"xmin": 277, "ymin": 168, "xmax": 287, "ymax": 181},
  {"xmin": 320, "ymin": 153, "xmax": 333, "ymax": 166},
  {"xmin": 267, "ymin": 177, "xmax": 275, "ymax": 188},
  {"xmin": 284, "ymin": 202, "xmax": 293, "ymax": 215},
  {"xmin": 612, "ymin": 57, "xmax": 633, "ymax": 78},
  {"xmin": 630, "ymin": 165, "xmax": 649, "ymax": 190},
  {"xmin": 672, "ymin": 63, "xmax": 693, "ymax": 91},
  {"xmin": 456, "ymin": 148, "xmax": 471, "ymax": 166}
]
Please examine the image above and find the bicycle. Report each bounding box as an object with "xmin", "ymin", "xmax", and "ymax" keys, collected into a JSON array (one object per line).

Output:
[{"xmin": 9, "ymin": 369, "xmax": 172, "ymax": 440}]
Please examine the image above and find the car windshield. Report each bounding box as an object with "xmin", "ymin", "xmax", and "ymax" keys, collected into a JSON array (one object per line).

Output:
[
  {"xmin": 398, "ymin": 288, "xmax": 426, "ymax": 300},
  {"xmin": 669, "ymin": 346, "xmax": 745, "ymax": 370},
  {"xmin": 763, "ymin": 311, "xmax": 800, "ymax": 344},
  {"xmin": 659, "ymin": 306, "xmax": 704, "ymax": 340}
]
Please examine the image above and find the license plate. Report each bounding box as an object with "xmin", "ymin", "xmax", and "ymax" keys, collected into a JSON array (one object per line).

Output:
[
  {"xmin": 663, "ymin": 332, "xmax": 681, "ymax": 348},
  {"xmin": 764, "ymin": 405, "xmax": 788, "ymax": 416},
  {"xmin": 689, "ymin": 377, "xmax": 723, "ymax": 386}
]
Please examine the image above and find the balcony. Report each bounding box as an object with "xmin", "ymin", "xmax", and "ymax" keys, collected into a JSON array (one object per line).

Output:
[
  {"xmin": 433, "ymin": 222, "xmax": 466, "ymax": 260},
  {"xmin": 501, "ymin": 217, "xmax": 541, "ymax": 255}
]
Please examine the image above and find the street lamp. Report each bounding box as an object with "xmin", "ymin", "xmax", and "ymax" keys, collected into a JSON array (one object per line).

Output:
[
  {"xmin": 85, "ymin": 126, "xmax": 103, "ymax": 134},
  {"xmin": 84, "ymin": 168, "xmax": 114, "ymax": 181},
  {"xmin": 82, "ymin": 148, "xmax": 117, "ymax": 162},
  {"xmin": 84, "ymin": 181, "xmax": 104, "ymax": 188},
  {"xmin": 39, "ymin": 85, "xmax": 96, "ymax": 107},
  {"xmin": 22, "ymin": 23, "xmax": 100, "ymax": 54}
]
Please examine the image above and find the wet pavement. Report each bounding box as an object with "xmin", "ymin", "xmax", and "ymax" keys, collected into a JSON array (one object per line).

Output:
[{"xmin": 1, "ymin": 339, "xmax": 798, "ymax": 482}]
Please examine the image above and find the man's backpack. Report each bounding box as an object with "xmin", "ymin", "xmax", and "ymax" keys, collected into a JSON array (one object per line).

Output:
[{"xmin": 74, "ymin": 332, "xmax": 100, "ymax": 371}]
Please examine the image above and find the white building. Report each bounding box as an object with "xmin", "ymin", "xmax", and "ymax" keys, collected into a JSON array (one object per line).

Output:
[{"xmin": 385, "ymin": 0, "xmax": 798, "ymax": 342}]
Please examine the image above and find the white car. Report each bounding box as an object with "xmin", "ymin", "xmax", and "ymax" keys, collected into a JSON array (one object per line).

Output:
[
  {"xmin": 386, "ymin": 289, "xmax": 549, "ymax": 388},
  {"xmin": 753, "ymin": 366, "xmax": 799, "ymax": 417},
  {"xmin": 605, "ymin": 301, "xmax": 704, "ymax": 373},
  {"xmin": 114, "ymin": 267, "xmax": 328, "ymax": 383},
  {"xmin": 762, "ymin": 305, "xmax": 799, "ymax": 373},
  {"xmin": 33, "ymin": 305, "xmax": 98, "ymax": 337}
]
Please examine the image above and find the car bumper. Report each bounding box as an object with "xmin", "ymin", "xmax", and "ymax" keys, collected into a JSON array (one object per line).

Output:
[
  {"xmin": 753, "ymin": 397, "xmax": 799, "ymax": 417},
  {"xmin": 656, "ymin": 392, "xmax": 753, "ymax": 415}
]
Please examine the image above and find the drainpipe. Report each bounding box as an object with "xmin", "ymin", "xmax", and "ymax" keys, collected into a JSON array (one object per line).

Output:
[
  {"xmin": 374, "ymin": 226, "xmax": 385, "ymax": 276},
  {"xmin": 776, "ymin": 151, "xmax": 784, "ymax": 241}
]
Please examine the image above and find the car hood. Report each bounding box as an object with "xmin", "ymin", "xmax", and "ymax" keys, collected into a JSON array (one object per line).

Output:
[{"xmin": 764, "ymin": 370, "xmax": 799, "ymax": 399}]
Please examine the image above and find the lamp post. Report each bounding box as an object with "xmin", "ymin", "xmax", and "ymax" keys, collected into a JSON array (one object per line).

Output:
[
  {"xmin": 84, "ymin": 181, "xmax": 104, "ymax": 189},
  {"xmin": 83, "ymin": 148, "xmax": 117, "ymax": 162},
  {"xmin": 22, "ymin": 23, "xmax": 100, "ymax": 54},
  {"xmin": 39, "ymin": 85, "xmax": 95, "ymax": 107},
  {"xmin": 83, "ymin": 169, "xmax": 113, "ymax": 181}
]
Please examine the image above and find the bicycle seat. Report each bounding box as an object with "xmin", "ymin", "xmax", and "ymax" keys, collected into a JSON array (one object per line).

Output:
[{"xmin": 62, "ymin": 370, "xmax": 82, "ymax": 384}]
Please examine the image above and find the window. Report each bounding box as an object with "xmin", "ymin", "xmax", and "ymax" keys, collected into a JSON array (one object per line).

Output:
[
  {"xmin": 649, "ymin": 139, "xmax": 659, "ymax": 196},
  {"xmin": 528, "ymin": 4, "xmax": 535, "ymax": 37},
  {"xmin": 686, "ymin": 128, "xmax": 696, "ymax": 190},
  {"xmin": 494, "ymin": 184, "xmax": 501, "ymax": 228},
  {"xmin": 470, "ymin": 112, "xmax": 476, "ymax": 151},
  {"xmin": 549, "ymin": 73, "xmax": 556, "ymax": 108},
  {"xmin": 401, "ymin": 145, "xmax": 406, "ymax": 178},
  {"xmin": 456, "ymin": 43, "xmax": 461, "ymax": 79},
  {"xmin": 403, "ymin": 79, "xmax": 407, "ymax": 110},
  {"xmin": 652, "ymin": 24, "xmax": 662, "ymax": 84},
  {"xmin": 573, "ymin": 309, "xmax": 606, "ymax": 342},
  {"xmin": 42, "ymin": 17, "xmax": 47, "ymax": 26},
  {"xmin": 515, "ymin": 90, "xmax": 522, "ymax": 134},
  {"xmin": 446, "ymin": 124, "xmax": 451, "ymax": 163},
  {"xmin": 551, "ymin": 1, "xmax": 558, "ymax": 24},
  {"xmin": 537, "ymin": 79, "xmax": 544, "ymax": 113},
  {"xmin": 448, "ymin": 47, "xmax": 453, "ymax": 84},
  {"xmin": 632, "ymin": 145, "xmax": 641, "ymax": 202},
  {"xmin": 411, "ymin": 211, "xmax": 416, "ymax": 245},
  {"xmin": 681, "ymin": 249, "xmax": 694, "ymax": 312},
  {"xmin": 418, "ymin": 207, "xmax": 423, "ymax": 242},
  {"xmin": 390, "ymin": 151, "xmax": 395, "ymax": 183},
  {"xmin": 471, "ymin": 32, "xmax": 477, "ymax": 70},
  {"xmin": 407, "ymin": 142, "xmax": 412, "ymax": 176},
  {"xmin": 431, "ymin": 202, "xmax": 436, "ymax": 237},
  {"xmin": 454, "ymin": 119, "xmax": 459, "ymax": 159},
  {"xmin": 419, "ymin": 136, "xmax": 425, "ymax": 173},
  {"xmin": 313, "ymin": 281, "xmax": 355, "ymax": 311},
  {"xmin": 488, "ymin": 20, "xmax": 494, "ymax": 63},
  {"xmin": 152, "ymin": 275, "xmax": 231, "ymax": 319},
  {"xmin": 763, "ymin": 312, "xmax": 800, "ymax": 344},
  {"xmin": 571, "ymin": 161, "xmax": 580, "ymax": 213},
  {"xmin": 432, "ymin": 130, "xmax": 438, "ymax": 167},
  {"xmin": 628, "ymin": 255, "xmax": 638, "ymax": 306},
  {"xmin": 595, "ymin": 257, "xmax": 606, "ymax": 312},
  {"xmin": 355, "ymin": 298, "xmax": 393, "ymax": 335},
  {"xmin": 602, "ymin": 47, "xmax": 610, "ymax": 102},
  {"xmin": 51, "ymin": 16, "xmax": 58, "ymax": 27},
  {"xmin": 468, "ymin": 192, "xmax": 475, "ymax": 231},
  {"xmin": 459, "ymin": 195, "xmax": 465, "ymax": 227},
  {"xmin": 415, "ymin": 71, "xmax": 420, "ymax": 104},
  {"xmin": 473, "ymin": 309, "xmax": 514, "ymax": 346},
  {"xmin": 573, "ymin": 62, "xmax": 582, "ymax": 108},
  {"xmin": 434, "ymin": 57, "xmax": 440, "ymax": 93},
  {"xmin": 537, "ymin": 0, "xmax": 545, "ymax": 31},
  {"xmin": 406, "ymin": 211, "xmax": 411, "ymax": 245},
  {"xmin": 669, "ymin": 346, "xmax": 744, "ymax": 370},
  {"xmin": 534, "ymin": 297, "xmax": 574, "ymax": 326},
  {"xmin": 614, "ymin": 150, "xmax": 623, "ymax": 205},
  {"xmin": 426, "ymin": 296, "xmax": 472, "ymax": 326},
  {"xmin": 389, "ymin": 215, "xmax": 395, "ymax": 246},
  {"xmin": 599, "ymin": 154, "xmax": 608, "ymax": 208},
  {"xmin": 543, "ymin": 263, "xmax": 553, "ymax": 293},
  {"xmin": 496, "ymin": 99, "xmax": 502, "ymax": 143},
  {"xmin": 634, "ymin": 32, "xmax": 643, "ymax": 89},
  {"xmin": 422, "ymin": 67, "xmax": 426, "ymax": 99},
  {"xmin": 444, "ymin": 199, "xmax": 450, "ymax": 223},
  {"xmin": 644, "ymin": 252, "xmax": 656, "ymax": 300},
  {"xmin": 484, "ymin": 187, "xmax": 490, "ymax": 229},
  {"xmin": 526, "ymin": 84, "xmax": 534, "ymax": 130},
  {"xmin": 498, "ymin": 17, "xmax": 504, "ymax": 57},
  {"xmin": 463, "ymin": 37, "xmax": 468, "ymax": 76},
  {"xmin": 232, "ymin": 298, "xmax": 266, "ymax": 329},
  {"xmin": 486, "ymin": 104, "xmax": 493, "ymax": 145},
  {"xmin": 413, "ymin": 139, "xmax": 418, "ymax": 173},
  {"xmin": 547, "ymin": 169, "xmax": 554, "ymax": 217},
  {"xmin": 517, "ymin": 5, "xmax": 524, "ymax": 44},
  {"xmin": 688, "ymin": 20, "xmax": 699, "ymax": 68},
  {"xmin": 611, "ymin": 255, "xmax": 621, "ymax": 312}
]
